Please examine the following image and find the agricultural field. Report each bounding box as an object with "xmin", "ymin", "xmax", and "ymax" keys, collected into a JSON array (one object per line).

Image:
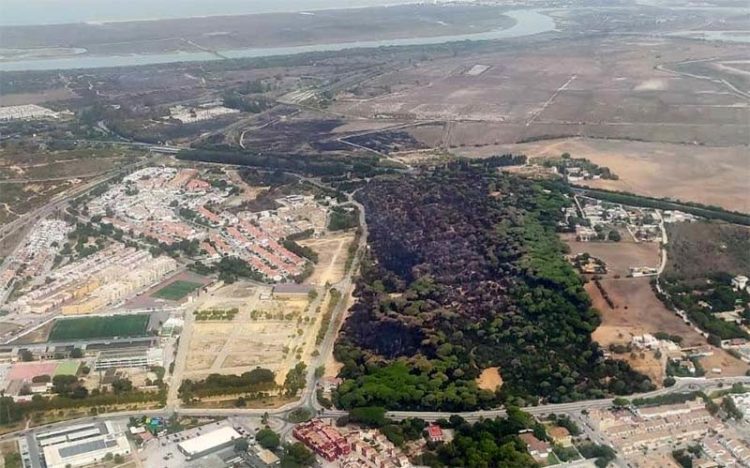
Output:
[
  {"xmin": 48, "ymin": 314, "xmax": 149, "ymax": 341},
  {"xmin": 151, "ymin": 280, "xmax": 202, "ymax": 301},
  {"xmin": 665, "ymin": 221, "xmax": 750, "ymax": 280},
  {"xmin": 566, "ymin": 230, "xmax": 749, "ymax": 382},
  {"xmin": 463, "ymin": 138, "xmax": 750, "ymax": 213},
  {"xmin": 335, "ymin": 37, "xmax": 749, "ymax": 147},
  {"xmin": 565, "ymin": 235, "xmax": 660, "ymax": 278},
  {"xmin": 564, "ymin": 233, "xmax": 705, "ymax": 384}
]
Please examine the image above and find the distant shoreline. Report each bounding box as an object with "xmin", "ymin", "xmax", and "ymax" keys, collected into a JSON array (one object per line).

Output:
[
  {"xmin": 0, "ymin": 6, "xmax": 553, "ymax": 72},
  {"xmin": 0, "ymin": 0, "xmax": 443, "ymax": 27}
]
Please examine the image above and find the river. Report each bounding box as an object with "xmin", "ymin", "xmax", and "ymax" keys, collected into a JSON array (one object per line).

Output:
[{"xmin": 0, "ymin": 9, "xmax": 556, "ymax": 72}]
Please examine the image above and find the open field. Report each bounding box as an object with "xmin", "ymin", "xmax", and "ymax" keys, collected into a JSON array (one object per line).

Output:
[
  {"xmin": 698, "ymin": 349, "xmax": 749, "ymax": 378},
  {"xmin": 565, "ymin": 235, "xmax": 660, "ymax": 277},
  {"xmin": 665, "ymin": 221, "xmax": 750, "ymax": 279},
  {"xmin": 299, "ymin": 231, "xmax": 354, "ymax": 286},
  {"xmin": 48, "ymin": 314, "xmax": 149, "ymax": 341},
  {"xmin": 335, "ymin": 37, "xmax": 750, "ymax": 148},
  {"xmin": 8, "ymin": 320, "xmax": 53, "ymax": 345},
  {"xmin": 564, "ymin": 234, "xmax": 713, "ymax": 380},
  {"xmin": 151, "ymin": 280, "xmax": 202, "ymax": 301},
  {"xmin": 184, "ymin": 282, "xmax": 315, "ymax": 388},
  {"xmin": 622, "ymin": 349, "xmax": 666, "ymax": 386},
  {"xmin": 589, "ymin": 277, "xmax": 705, "ymax": 348},
  {"xmin": 467, "ymin": 138, "xmax": 750, "ymax": 214}
]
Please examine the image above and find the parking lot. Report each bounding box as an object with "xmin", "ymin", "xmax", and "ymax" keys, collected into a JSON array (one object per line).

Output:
[{"xmin": 138, "ymin": 418, "xmax": 263, "ymax": 468}]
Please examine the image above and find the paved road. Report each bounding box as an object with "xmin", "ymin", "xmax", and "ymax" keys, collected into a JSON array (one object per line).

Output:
[{"xmin": 3, "ymin": 376, "xmax": 747, "ymax": 445}]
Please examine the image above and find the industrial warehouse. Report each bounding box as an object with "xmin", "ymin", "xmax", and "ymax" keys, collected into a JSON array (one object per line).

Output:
[
  {"xmin": 37, "ymin": 421, "xmax": 131, "ymax": 468},
  {"xmin": 177, "ymin": 426, "xmax": 243, "ymax": 460}
]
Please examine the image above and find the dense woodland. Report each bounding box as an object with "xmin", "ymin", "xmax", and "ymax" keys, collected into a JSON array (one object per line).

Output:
[{"xmin": 334, "ymin": 165, "xmax": 652, "ymax": 410}]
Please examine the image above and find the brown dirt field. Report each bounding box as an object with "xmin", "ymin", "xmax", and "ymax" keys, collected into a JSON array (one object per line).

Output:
[
  {"xmin": 461, "ymin": 137, "xmax": 750, "ymax": 213},
  {"xmin": 300, "ymin": 232, "xmax": 354, "ymax": 286},
  {"xmin": 665, "ymin": 221, "xmax": 750, "ymax": 280},
  {"xmin": 0, "ymin": 440, "xmax": 19, "ymax": 460},
  {"xmin": 565, "ymin": 235, "xmax": 660, "ymax": 277},
  {"xmin": 324, "ymin": 354, "xmax": 344, "ymax": 379},
  {"xmin": 622, "ymin": 350, "xmax": 665, "ymax": 386},
  {"xmin": 9, "ymin": 320, "xmax": 53, "ymax": 344},
  {"xmin": 336, "ymin": 37, "xmax": 749, "ymax": 147},
  {"xmin": 698, "ymin": 349, "xmax": 749, "ymax": 378},
  {"xmin": 476, "ymin": 367, "xmax": 503, "ymax": 391},
  {"xmin": 589, "ymin": 277, "xmax": 705, "ymax": 348}
]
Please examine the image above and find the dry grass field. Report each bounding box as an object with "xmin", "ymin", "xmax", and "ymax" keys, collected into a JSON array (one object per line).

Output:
[
  {"xmin": 698, "ymin": 350, "xmax": 749, "ymax": 378},
  {"xmin": 565, "ymin": 234, "xmax": 660, "ymax": 277},
  {"xmin": 300, "ymin": 231, "xmax": 354, "ymax": 286},
  {"xmin": 185, "ymin": 282, "xmax": 315, "ymax": 387},
  {"xmin": 589, "ymin": 277, "xmax": 704, "ymax": 348},
  {"xmin": 665, "ymin": 221, "xmax": 750, "ymax": 279},
  {"xmin": 467, "ymin": 138, "xmax": 750, "ymax": 213},
  {"xmin": 334, "ymin": 37, "xmax": 749, "ymax": 147}
]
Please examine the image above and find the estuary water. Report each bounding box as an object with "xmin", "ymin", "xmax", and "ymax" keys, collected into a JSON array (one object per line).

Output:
[{"xmin": 0, "ymin": 9, "xmax": 557, "ymax": 72}]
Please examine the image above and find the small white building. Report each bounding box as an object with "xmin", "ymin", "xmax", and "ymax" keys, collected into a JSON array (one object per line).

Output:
[
  {"xmin": 632, "ymin": 334, "xmax": 659, "ymax": 349},
  {"xmin": 731, "ymin": 275, "xmax": 748, "ymax": 291}
]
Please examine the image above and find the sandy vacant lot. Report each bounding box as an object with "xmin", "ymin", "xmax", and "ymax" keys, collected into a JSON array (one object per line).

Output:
[
  {"xmin": 589, "ymin": 277, "xmax": 704, "ymax": 348},
  {"xmin": 185, "ymin": 283, "xmax": 311, "ymax": 385},
  {"xmin": 462, "ymin": 137, "xmax": 750, "ymax": 213},
  {"xmin": 300, "ymin": 232, "xmax": 354, "ymax": 286},
  {"xmin": 699, "ymin": 350, "xmax": 749, "ymax": 378},
  {"xmin": 565, "ymin": 235, "xmax": 660, "ymax": 277},
  {"xmin": 476, "ymin": 367, "xmax": 503, "ymax": 391}
]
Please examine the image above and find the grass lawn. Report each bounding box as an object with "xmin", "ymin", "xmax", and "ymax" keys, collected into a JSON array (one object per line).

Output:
[
  {"xmin": 49, "ymin": 315, "xmax": 149, "ymax": 341},
  {"xmin": 54, "ymin": 361, "xmax": 80, "ymax": 376},
  {"xmin": 151, "ymin": 280, "xmax": 202, "ymax": 301}
]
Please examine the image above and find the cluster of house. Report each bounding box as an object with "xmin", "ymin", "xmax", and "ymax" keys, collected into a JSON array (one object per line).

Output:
[
  {"xmin": 204, "ymin": 216, "xmax": 306, "ymax": 281},
  {"xmin": 293, "ymin": 419, "xmax": 351, "ymax": 462},
  {"xmin": 89, "ymin": 167, "xmax": 224, "ymax": 246},
  {"xmin": 588, "ymin": 400, "xmax": 718, "ymax": 455},
  {"xmin": 88, "ymin": 166, "xmax": 325, "ymax": 282},
  {"xmin": 0, "ymin": 219, "xmax": 70, "ymax": 305},
  {"xmin": 586, "ymin": 396, "xmax": 750, "ymax": 466},
  {"xmin": 342, "ymin": 428, "xmax": 414, "ymax": 468},
  {"xmin": 570, "ymin": 196, "xmax": 668, "ymax": 244},
  {"xmin": 6, "ymin": 244, "xmax": 177, "ymax": 315}
]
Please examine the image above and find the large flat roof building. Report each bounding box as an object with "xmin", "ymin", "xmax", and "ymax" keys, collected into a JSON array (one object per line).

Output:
[
  {"xmin": 42, "ymin": 434, "xmax": 130, "ymax": 468},
  {"xmin": 177, "ymin": 426, "xmax": 242, "ymax": 460},
  {"xmin": 95, "ymin": 347, "xmax": 163, "ymax": 370}
]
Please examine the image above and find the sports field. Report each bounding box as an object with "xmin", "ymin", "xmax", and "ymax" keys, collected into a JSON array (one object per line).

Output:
[
  {"xmin": 151, "ymin": 280, "xmax": 202, "ymax": 301},
  {"xmin": 49, "ymin": 314, "xmax": 149, "ymax": 341}
]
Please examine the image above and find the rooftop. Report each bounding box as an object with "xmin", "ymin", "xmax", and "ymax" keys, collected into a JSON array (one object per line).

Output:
[{"xmin": 177, "ymin": 426, "xmax": 241, "ymax": 456}]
